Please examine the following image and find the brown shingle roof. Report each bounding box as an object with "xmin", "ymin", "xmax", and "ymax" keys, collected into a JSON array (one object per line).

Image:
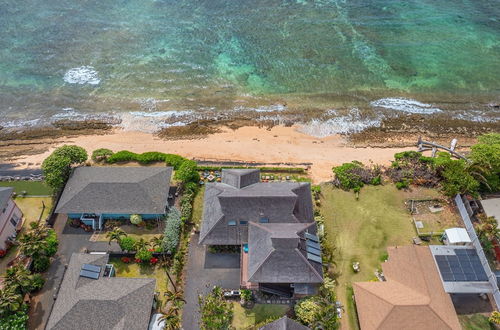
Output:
[{"xmin": 353, "ymin": 246, "xmax": 461, "ymax": 330}]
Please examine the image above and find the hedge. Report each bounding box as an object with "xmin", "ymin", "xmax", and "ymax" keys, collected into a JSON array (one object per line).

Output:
[
  {"xmin": 103, "ymin": 150, "xmax": 189, "ymax": 170},
  {"xmin": 162, "ymin": 207, "xmax": 182, "ymax": 254},
  {"xmin": 197, "ymin": 165, "xmax": 306, "ymax": 174}
]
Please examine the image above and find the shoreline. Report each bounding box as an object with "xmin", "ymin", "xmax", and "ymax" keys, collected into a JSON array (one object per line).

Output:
[{"xmin": 0, "ymin": 125, "xmax": 426, "ymax": 183}]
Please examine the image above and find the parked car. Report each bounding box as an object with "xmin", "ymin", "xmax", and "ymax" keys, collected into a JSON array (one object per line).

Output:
[{"xmin": 223, "ymin": 290, "xmax": 240, "ymax": 298}]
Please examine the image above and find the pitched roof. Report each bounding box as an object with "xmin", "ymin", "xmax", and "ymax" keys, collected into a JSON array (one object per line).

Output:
[
  {"xmin": 199, "ymin": 170, "xmax": 314, "ymax": 245},
  {"xmin": 221, "ymin": 169, "xmax": 260, "ymax": 189},
  {"xmin": 353, "ymin": 246, "xmax": 461, "ymax": 330},
  {"xmin": 0, "ymin": 187, "xmax": 13, "ymax": 210},
  {"xmin": 55, "ymin": 167, "xmax": 172, "ymax": 215},
  {"xmin": 46, "ymin": 253, "xmax": 155, "ymax": 330},
  {"xmin": 259, "ymin": 316, "xmax": 310, "ymax": 330},
  {"xmin": 247, "ymin": 222, "xmax": 323, "ymax": 283}
]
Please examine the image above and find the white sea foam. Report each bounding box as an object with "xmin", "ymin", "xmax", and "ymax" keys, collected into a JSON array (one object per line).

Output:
[
  {"xmin": 0, "ymin": 118, "xmax": 42, "ymax": 128},
  {"xmin": 297, "ymin": 108, "xmax": 382, "ymax": 138},
  {"xmin": 370, "ymin": 98, "xmax": 442, "ymax": 114},
  {"xmin": 118, "ymin": 110, "xmax": 193, "ymax": 133},
  {"xmin": 234, "ymin": 104, "xmax": 287, "ymax": 112},
  {"xmin": 63, "ymin": 66, "xmax": 100, "ymax": 85}
]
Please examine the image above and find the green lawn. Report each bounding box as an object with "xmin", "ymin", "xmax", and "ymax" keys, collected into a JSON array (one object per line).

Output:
[
  {"xmin": 192, "ymin": 186, "xmax": 205, "ymax": 226},
  {"xmin": 459, "ymin": 314, "xmax": 494, "ymax": 330},
  {"xmin": 232, "ymin": 303, "xmax": 289, "ymax": 329},
  {"xmin": 109, "ymin": 258, "xmax": 173, "ymax": 307},
  {"xmin": 320, "ymin": 184, "xmax": 420, "ymax": 330},
  {"xmin": 0, "ymin": 181, "xmax": 52, "ymax": 196}
]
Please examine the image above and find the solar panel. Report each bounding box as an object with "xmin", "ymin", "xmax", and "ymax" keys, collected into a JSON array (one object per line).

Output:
[
  {"xmin": 306, "ymin": 240, "xmax": 321, "ymax": 250},
  {"xmin": 80, "ymin": 269, "xmax": 99, "ymax": 280},
  {"xmin": 435, "ymin": 249, "xmax": 490, "ymax": 283},
  {"xmin": 82, "ymin": 264, "xmax": 101, "ymax": 273},
  {"xmin": 305, "ymin": 232, "xmax": 319, "ymax": 243},
  {"xmin": 306, "ymin": 246, "xmax": 321, "ymax": 257},
  {"xmin": 307, "ymin": 252, "xmax": 322, "ymax": 264}
]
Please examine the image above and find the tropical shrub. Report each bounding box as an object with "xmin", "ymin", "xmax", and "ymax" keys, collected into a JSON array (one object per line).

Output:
[
  {"xmin": 42, "ymin": 145, "xmax": 88, "ymax": 191},
  {"xmin": 121, "ymin": 257, "xmax": 132, "ymax": 263},
  {"xmin": 106, "ymin": 150, "xmax": 138, "ymax": 163},
  {"xmin": 174, "ymin": 160, "xmax": 200, "ymax": 183},
  {"xmin": 136, "ymin": 152, "xmax": 168, "ymax": 164},
  {"xmin": 33, "ymin": 255, "xmax": 50, "ymax": 273},
  {"xmin": 44, "ymin": 229, "xmax": 58, "ymax": 257},
  {"xmin": 489, "ymin": 311, "xmax": 500, "ymax": 325},
  {"xmin": 91, "ymin": 148, "xmax": 114, "ymax": 162},
  {"xmin": 162, "ymin": 208, "xmax": 182, "ymax": 254},
  {"xmin": 119, "ymin": 237, "xmax": 136, "ymax": 252},
  {"xmin": 135, "ymin": 249, "xmax": 153, "ymax": 263},
  {"xmin": 198, "ymin": 286, "xmax": 233, "ymax": 330},
  {"xmin": 0, "ymin": 286, "xmax": 23, "ymax": 316},
  {"xmin": 164, "ymin": 154, "xmax": 188, "ymax": 169},
  {"xmin": 52, "ymin": 145, "xmax": 88, "ymax": 164},
  {"xmin": 0, "ymin": 308, "xmax": 28, "ymax": 329},
  {"xmin": 130, "ymin": 214, "xmax": 143, "ymax": 225},
  {"xmin": 332, "ymin": 161, "xmax": 381, "ymax": 192}
]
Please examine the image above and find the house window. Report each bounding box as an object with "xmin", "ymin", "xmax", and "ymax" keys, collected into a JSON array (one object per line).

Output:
[
  {"xmin": 228, "ymin": 220, "xmax": 237, "ymax": 226},
  {"xmin": 240, "ymin": 220, "xmax": 248, "ymax": 225},
  {"xmin": 259, "ymin": 217, "xmax": 269, "ymax": 223},
  {"xmin": 10, "ymin": 215, "xmax": 19, "ymax": 227}
]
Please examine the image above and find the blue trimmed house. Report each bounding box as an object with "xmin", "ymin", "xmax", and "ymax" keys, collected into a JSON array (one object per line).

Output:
[{"xmin": 55, "ymin": 166, "xmax": 172, "ymax": 229}]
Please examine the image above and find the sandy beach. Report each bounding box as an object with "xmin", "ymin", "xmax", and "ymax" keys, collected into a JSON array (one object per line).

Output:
[{"xmin": 6, "ymin": 126, "xmax": 415, "ymax": 183}]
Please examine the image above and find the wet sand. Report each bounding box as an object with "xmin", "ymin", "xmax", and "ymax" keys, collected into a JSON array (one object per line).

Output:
[{"xmin": 6, "ymin": 126, "xmax": 416, "ymax": 183}]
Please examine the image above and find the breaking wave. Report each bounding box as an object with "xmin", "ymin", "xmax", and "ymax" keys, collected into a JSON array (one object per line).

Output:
[
  {"xmin": 370, "ymin": 98, "xmax": 442, "ymax": 114},
  {"xmin": 63, "ymin": 66, "xmax": 100, "ymax": 85}
]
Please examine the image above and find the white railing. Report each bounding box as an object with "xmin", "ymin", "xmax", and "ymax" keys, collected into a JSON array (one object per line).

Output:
[{"xmin": 455, "ymin": 194, "xmax": 500, "ymax": 309}]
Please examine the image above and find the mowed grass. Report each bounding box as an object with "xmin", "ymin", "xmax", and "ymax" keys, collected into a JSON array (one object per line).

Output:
[
  {"xmin": 192, "ymin": 185, "xmax": 205, "ymax": 226},
  {"xmin": 0, "ymin": 181, "xmax": 52, "ymax": 196},
  {"xmin": 232, "ymin": 303, "xmax": 289, "ymax": 329},
  {"xmin": 459, "ymin": 314, "xmax": 494, "ymax": 330},
  {"xmin": 109, "ymin": 258, "xmax": 172, "ymax": 307},
  {"xmin": 320, "ymin": 184, "xmax": 418, "ymax": 330}
]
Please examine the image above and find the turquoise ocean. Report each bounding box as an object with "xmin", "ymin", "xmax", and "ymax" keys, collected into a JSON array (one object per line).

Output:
[{"xmin": 0, "ymin": 0, "xmax": 499, "ymax": 134}]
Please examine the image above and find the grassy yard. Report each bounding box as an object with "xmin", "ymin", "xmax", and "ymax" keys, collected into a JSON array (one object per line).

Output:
[
  {"xmin": 192, "ymin": 186, "xmax": 205, "ymax": 226},
  {"xmin": 320, "ymin": 184, "xmax": 430, "ymax": 330},
  {"xmin": 0, "ymin": 181, "xmax": 52, "ymax": 196},
  {"xmin": 109, "ymin": 258, "xmax": 173, "ymax": 307},
  {"xmin": 232, "ymin": 303, "xmax": 289, "ymax": 329},
  {"xmin": 459, "ymin": 314, "xmax": 494, "ymax": 330}
]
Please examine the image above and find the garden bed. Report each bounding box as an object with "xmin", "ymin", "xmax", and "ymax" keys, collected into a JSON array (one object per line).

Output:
[{"xmin": 231, "ymin": 303, "xmax": 289, "ymax": 329}]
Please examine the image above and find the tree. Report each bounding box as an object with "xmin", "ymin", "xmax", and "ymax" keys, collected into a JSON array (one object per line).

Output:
[
  {"xmin": 0, "ymin": 286, "xmax": 23, "ymax": 316},
  {"xmin": 106, "ymin": 227, "xmax": 127, "ymax": 245},
  {"xmin": 130, "ymin": 214, "xmax": 143, "ymax": 225},
  {"xmin": 470, "ymin": 133, "xmax": 500, "ymax": 192},
  {"xmin": 174, "ymin": 160, "xmax": 200, "ymax": 183},
  {"xmin": 4, "ymin": 266, "xmax": 37, "ymax": 295},
  {"xmin": 198, "ymin": 286, "xmax": 233, "ymax": 330},
  {"xmin": 42, "ymin": 145, "xmax": 88, "ymax": 191},
  {"xmin": 52, "ymin": 145, "xmax": 88, "ymax": 164}
]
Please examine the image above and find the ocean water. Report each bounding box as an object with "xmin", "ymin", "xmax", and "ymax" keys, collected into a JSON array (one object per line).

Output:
[{"xmin": 0, "ymin": 0, "xmax": 499, "ymax": 132}]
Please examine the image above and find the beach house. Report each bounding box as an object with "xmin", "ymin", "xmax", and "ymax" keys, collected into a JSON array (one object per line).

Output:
[
  {"xmin": 55, "ymin": 167, "xmax": 172, "ymax": 230},
  {"xmin": 199, "ymin": 169, "xmax": 323, "ymax": 297},
  {"xmin": 0, "ymin": 187, "xmax": 23, "ymax": 251}
]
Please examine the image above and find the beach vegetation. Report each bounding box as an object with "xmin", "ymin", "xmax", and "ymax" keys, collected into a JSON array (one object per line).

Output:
[
  {"xmin": 42, "ymin": 145, "xmax": 87, "ymax": 191},
  {"xmin": 91, "ymin": 148, "xmax": 114, "ymax": 162},
  {"xmin": 332, "ymin": 161, "xmax": 382, "ymax": 193},
  {"xmin": 174, "ymin": 160, "xmax": 200, "ymax": 183}
]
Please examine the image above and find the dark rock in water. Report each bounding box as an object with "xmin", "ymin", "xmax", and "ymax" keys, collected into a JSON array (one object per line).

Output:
[{"xmin": 159, "ymin": 48, "xmax": 166, "ymax": 54}]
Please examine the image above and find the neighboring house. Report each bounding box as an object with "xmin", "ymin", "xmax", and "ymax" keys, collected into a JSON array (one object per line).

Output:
[
  {"xmin": 199, "ymin": 169, "xmax": 322, "ymax": 297},
  {"xmin": 353, "ymin": 245, "xmax": 461, "ymax": 330},
  {"xmin": 46, "ymin": 253, "xmax": 156, "ymax": 330},
  {"xmin": 259, "ymin": 316, "xmax": 310, "ymax": 330},
  {"xmin": 55, "ymin": 167, "xmax": 172, "ymax": 230},
  {"xmin": 0, "ymin": 187, "xmax": 23, "ymax": 251},
  {"xmin": 480, "ymin": 198, "xmax": 500, "ymax": 228}
]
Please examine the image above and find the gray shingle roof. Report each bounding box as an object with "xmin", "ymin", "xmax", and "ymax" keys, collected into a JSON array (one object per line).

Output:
[
  {"xmin": 248, "ymin": 222, "xmax": 323, "ymax": 283},
  {"xmin": 0, "ymin": 187, "xmax": 13, "ymax": 211},
  {"xmin": 259, "ymin": 316, "xmax": 311, "ymax": 330},
  {"xmin": 46, "ymin": 253, "xmax": 156, "ymax": 330},
  {"xmin": 55, "ymin": 167, "xmax": 172, "ymax": 215},
  {"xmin": 221, "ymin": 169, "xmax": 260, "ymax": 189},
  {"xmin": 199, "ymin": 170, "xmax": 314, "ymax": 245}
]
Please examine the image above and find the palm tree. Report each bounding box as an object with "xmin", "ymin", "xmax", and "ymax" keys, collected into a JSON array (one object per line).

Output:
[
  {"xmin": 0, "ymin": 286, "xmax": 23, "ymax": 315},
  {"xmin": 106, "ymin": 227, "xmax": 127, "ymax": 245},
  {"xmin": 158, "ymin": 305, "xmax": 181, "ymax": 330},
  {"xmin": 5, "ymin": 266, "xmax": 33, "ymax": 295},
  {"xmin": 134, "ymin": 238, "xmax": 149, "ymax": 251}
]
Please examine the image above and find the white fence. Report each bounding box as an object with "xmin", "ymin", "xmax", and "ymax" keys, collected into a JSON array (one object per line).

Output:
[{"xmin": 455, "ymin": 194, "xmax": 500, "ymax": 310}]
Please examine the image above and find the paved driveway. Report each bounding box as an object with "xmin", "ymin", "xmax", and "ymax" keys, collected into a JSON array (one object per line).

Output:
[
  {"xmin": 28, "ymin": 215, "xmax": 120, "ymax": 330},
  {"xmin": 182, "ymin": 233, "xmax": 240, "ymax": 330}
]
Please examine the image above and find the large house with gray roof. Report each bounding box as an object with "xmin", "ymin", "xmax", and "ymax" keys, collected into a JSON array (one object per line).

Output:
[
  {"xmin": 46, "ymin": 253, "xmax": 156, "ymax": 330},
  {"xmin": 56, "ymin": 167, "xmax": 172, "ymax": 230},
  {"xmin": 199, "ymin": 169, "xmax": 323, "ymax": 297}
]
